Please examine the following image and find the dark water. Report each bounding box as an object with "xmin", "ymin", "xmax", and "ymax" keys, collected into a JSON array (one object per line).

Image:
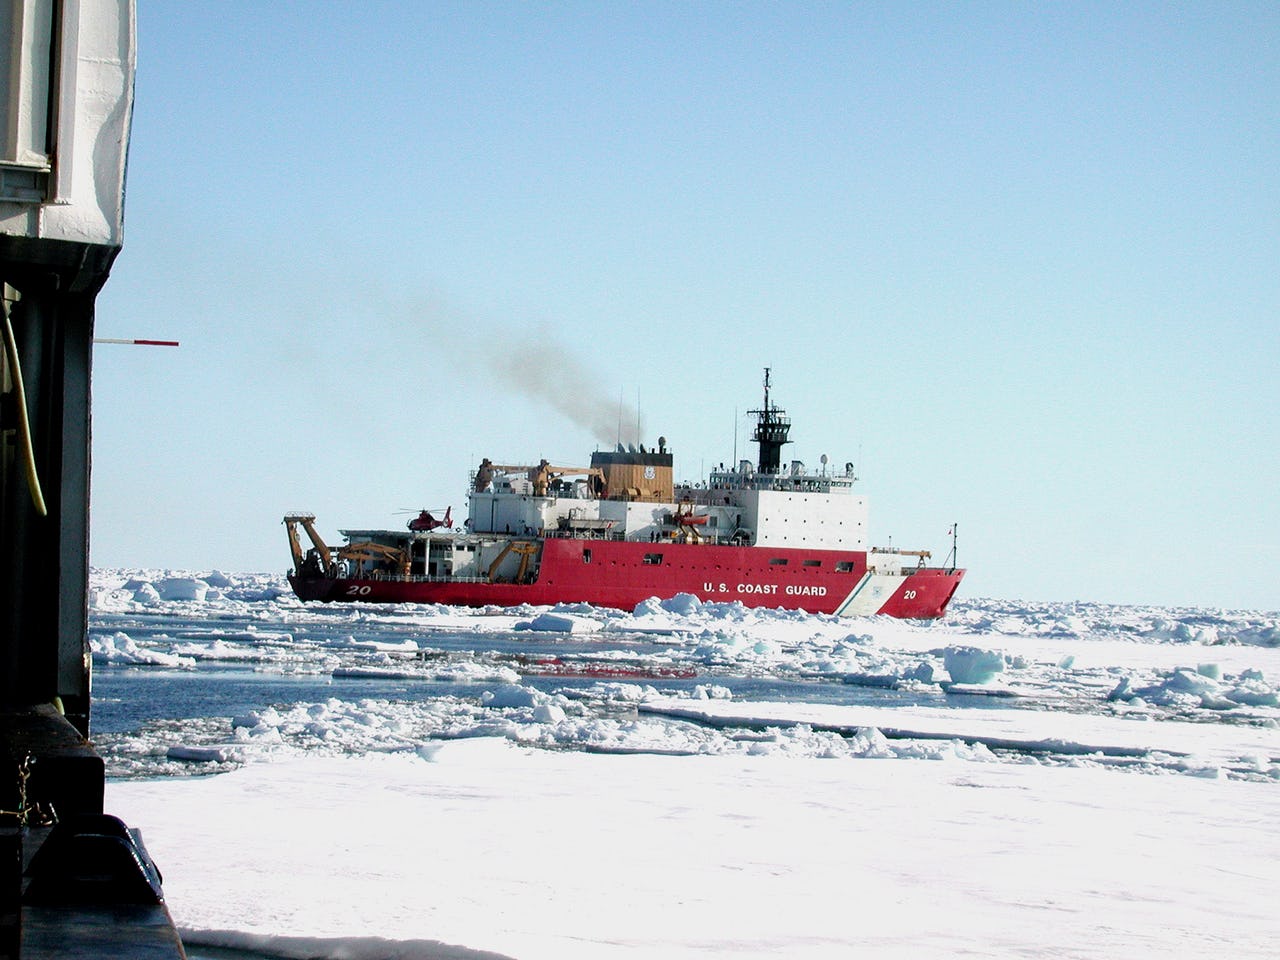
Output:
[
  {"xmin": 91, "ymin": 661, "xmax": 945, "ymax": 739},
  {"xmin": 87, "ymin": 604, "xmax": 1021, "ymax": 782}
]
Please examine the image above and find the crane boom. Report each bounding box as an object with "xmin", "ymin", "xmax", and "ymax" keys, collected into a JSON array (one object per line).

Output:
[{"xmin": 284, "ymin": 513, "xmax": 333, "ymax": 573}]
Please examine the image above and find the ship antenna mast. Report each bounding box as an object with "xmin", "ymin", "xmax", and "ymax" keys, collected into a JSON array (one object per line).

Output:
[
  {"xmin": 616, "ymin": 389, "xmax": 623, "ymax": 448},
  {"xmin": 943, "ymin": 522, "xmax": 958, "ymax": 573},
  {"xmin": 749, "ymin": 366, "xmax": 791, "ymax": 474},
  {"xmin": 732, "ymin": 406, "xmax": 738, "ymax": 468}
]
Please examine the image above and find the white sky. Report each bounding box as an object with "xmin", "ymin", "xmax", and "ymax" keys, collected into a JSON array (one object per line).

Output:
[{"xmin": 90, "ymin": 2, "xmax": 1279, "ymax": 609}]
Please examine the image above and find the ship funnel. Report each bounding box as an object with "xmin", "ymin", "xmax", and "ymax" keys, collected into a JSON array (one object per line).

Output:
[{"xmin": 590, "ymin": 446, "xmax": 673, "ymax": 503}]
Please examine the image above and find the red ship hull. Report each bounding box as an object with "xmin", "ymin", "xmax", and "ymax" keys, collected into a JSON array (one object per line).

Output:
[{"xmin": 289, "ymin": 537, "xmax": 964, "ymax": 619}]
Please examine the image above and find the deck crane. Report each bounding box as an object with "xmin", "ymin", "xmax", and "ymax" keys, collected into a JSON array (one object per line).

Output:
[{"xmin": 284, "ymin": 513, "xmax": 335, "ymax": 576}]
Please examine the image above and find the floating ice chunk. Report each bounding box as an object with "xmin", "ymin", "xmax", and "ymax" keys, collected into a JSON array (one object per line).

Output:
[
  {"xmin": 1223, "ymin": 679, "xmax": 1279, "ymax": 707},
  {"xmin": 888, "ymin": 737, "xmax": 999, "ymax": 763},
  {"xmin": 345, "ymin": 637, "xmax": 421, "ymax": 653},
  {"xmin": 429, "ymin": 663, "xmax": 520, "ymax": 684},
  {"xmin": 631, "ymin": 598, "xmax": 665, "ymax": 617},
  {"xmin": 943, "ymin": 646, "xmax": 1006, "ymax": 684},
  {"xmin": 851, "ymin": 727, "xmax": 895, "ymax": 758},
  {"xmin": 532, "ymin": 703, "xmax": 566, "ymax": 723},
  {"xmin": 1057, "ymin": 655, "xmax": 1075, "ymax": 669},
  {"xmin": 1196, "ymin": 663, "xmax": 1221, "ymax": 680},
  {"xmin": 155, "ymin": 577, "xmax": 210, "ymax": 602},
  {"xmin": 907, "ymin": 662, "xmax": 939, "ymax": 684},
  {"xmin": 90, "ymin": 631, "xmax": 193, "ymax": 667},
  {"xmin": 1164, "ymin": 668, "xmax": 1220, "ymax": 696},
  {"xmin": 566, "ymin": 682, "xmax": 660, "ymax": 703},
  {"xmin": 1198, "ymin": 692, "xmax": 1240, "ymax": 711},
  {"xmin": 691, "ymin": 684, "xmax": 733, "ymax": 700},
  {"xmin": 659, "ymin": 593, "xmax": 703, "ymax": 616},
  {"xmin": 841, "ymin": 633, "xmax": 874, "ymax": 647},
  {"xmin": 170, "ymin": 640, "xmax": 274, "ymax": 663},
  {"xmin": 516, "ymin": 613, "xmax": 597, "ymax": 633},
  {"xmin": 1123, "ymin": 667, "xmax": 1239, "ymax": 709},
  {"xmin": 1240, "ymin": 625, "xmax": 1280, "ymax": 646},
  {"xmin": 481, "ymin": 685, "xmax": 538, "ymax": 709},
  {"xmin": 131, "ymin": 582, "xmax": 161, "ymax": 604},
  {"xmin": 231, "ymin": 707, "xmax": 285, "ymax": 737},
  {"xmin": 1107, "ymin": 677, "xmax": 1133, "ymax": 701},
  {"xmin": 701, "ymin": 600, "xmax": 749, "ymax": 621}
]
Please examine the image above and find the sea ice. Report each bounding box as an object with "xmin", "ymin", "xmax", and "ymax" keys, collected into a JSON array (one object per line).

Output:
[
  {"xmin": 656, "ymin": 592, "xmax": 703, "ymax": 616},
  {"xmin": 1224, "ymin": 680, "xmax": 1279, "ymax": 707},
  {"xmin": 531, "ymin": 703, "xmax": 566, "ymax": 723},
  {"xmin": 109, "ymin": 745, "xmax": 1280, "ymax": 960},
  {"xmin": 943, "ymin": 645, "xmax": 1005, "ymax": 684},
  {"xmin": 85, "ymin": 568, "xmax": 1280, "ymax": 958},
  {"xmin": 90, "ymin": 631, "xmax": 193, "ymax": 668},
  {"xmin": 516, "ymin": 612, "xmax": 598, "ymax": 633},
  {"xmin": 156, "ymin": 577, "xmax": 211, "ymax": 602},
  {"xmin": 480, "ymin": 685, "xmax": 539, "ymax": 709}
]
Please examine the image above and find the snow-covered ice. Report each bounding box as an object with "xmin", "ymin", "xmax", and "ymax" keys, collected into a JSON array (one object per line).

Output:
[
  {"xmin": 90, "ymin": 571, "xmax": 1280, "ymax": 958},
  {"xmin": 115, "ymin": 744, "xmax": 1280, "ymax": 960}
]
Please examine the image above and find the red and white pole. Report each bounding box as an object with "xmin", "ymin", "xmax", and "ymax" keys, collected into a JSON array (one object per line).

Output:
[{"xmin": 93, "ymin": 338, "xmax": 180, "ymax": 346}]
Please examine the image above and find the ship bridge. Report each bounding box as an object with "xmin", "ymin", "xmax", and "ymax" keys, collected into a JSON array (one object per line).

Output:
[
  {"xmin": 681, "ymin": 460, "xmax": 867, "ymax": 552},
  {"xmin": 705, "ymin": 461, "xmax": 858, "ymax": 496}
]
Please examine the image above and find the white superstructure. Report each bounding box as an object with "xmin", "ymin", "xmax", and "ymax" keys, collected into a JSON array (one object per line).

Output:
[{"xmin": 465, "ymin": 456, "xmax": 868, "ymax": 551}]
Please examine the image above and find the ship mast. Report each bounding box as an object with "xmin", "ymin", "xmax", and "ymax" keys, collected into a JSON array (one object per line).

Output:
[{"xmin": 749, "ymin": 367, "xmax": 792, "ymax": 474}]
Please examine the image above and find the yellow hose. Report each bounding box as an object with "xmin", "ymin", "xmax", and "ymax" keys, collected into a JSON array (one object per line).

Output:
[{"xmin": 2, "ymin": 299, "xmax": 47, "ymax": 516}]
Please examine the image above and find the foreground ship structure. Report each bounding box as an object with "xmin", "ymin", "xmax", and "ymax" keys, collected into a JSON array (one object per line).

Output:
[
  {"xmin": 286, "ymin": 372, "xmax": 964, "ymax": 618},
  {"xmin": 3, "ymin": 2, "xmax": 185, "ymax": 957}
]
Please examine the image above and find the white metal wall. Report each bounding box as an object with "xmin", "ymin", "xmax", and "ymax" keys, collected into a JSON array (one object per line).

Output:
[{"xmin": 1, "ymin": 0, "xmax": 135, "ymax": 244}]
